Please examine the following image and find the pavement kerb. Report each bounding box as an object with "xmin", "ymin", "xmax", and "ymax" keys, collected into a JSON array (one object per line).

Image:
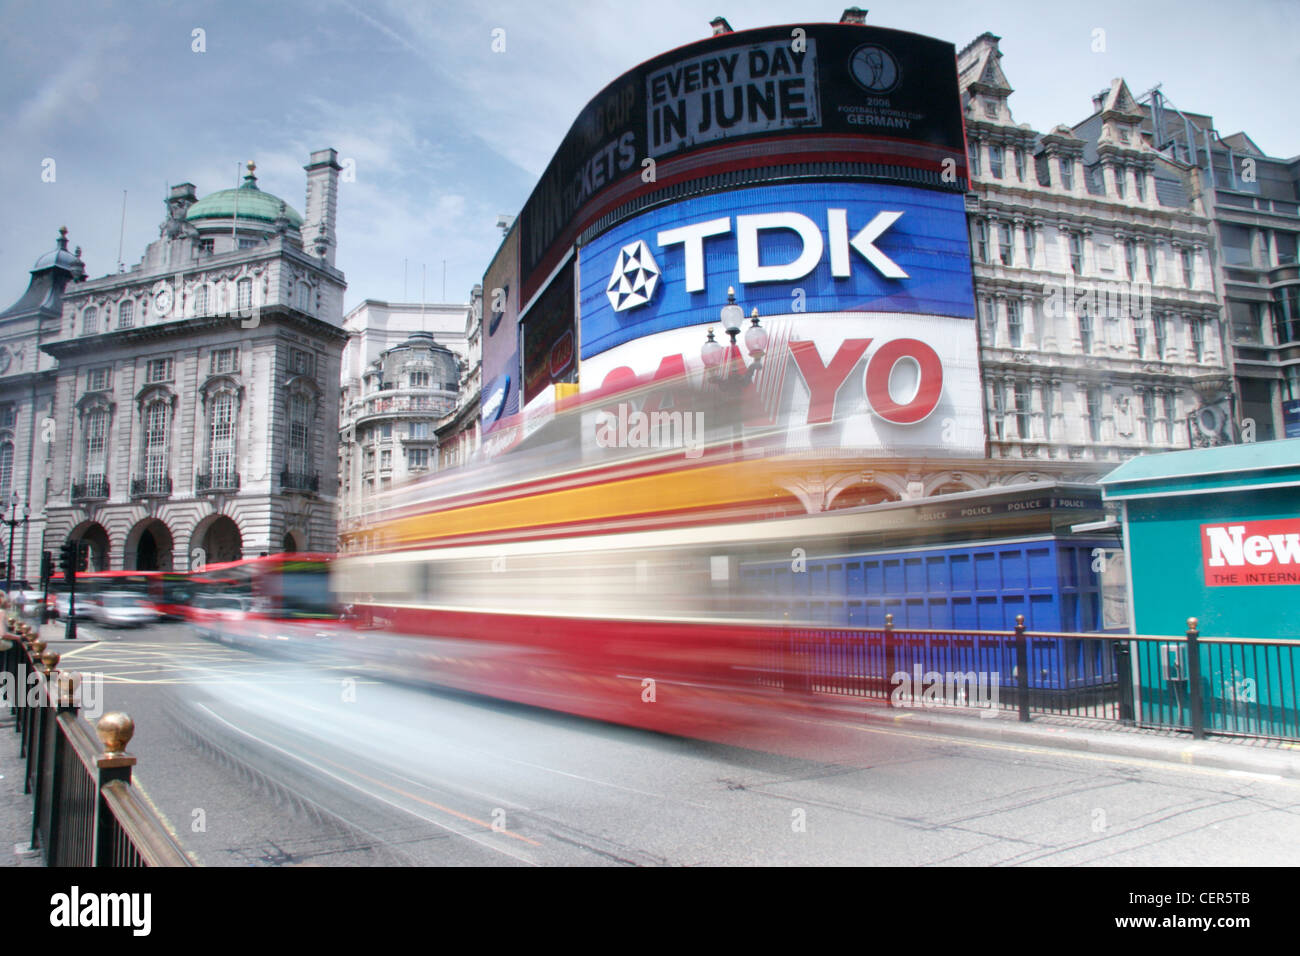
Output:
[{"xmin": 841, "ymin": 703, "xmax": 1300, "ymax": 780}]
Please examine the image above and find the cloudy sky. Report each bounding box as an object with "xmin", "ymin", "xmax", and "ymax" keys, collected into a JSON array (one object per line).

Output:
[{"xmin": 2, "ymin": 0, "xmax": 1297, "ymax": 314}]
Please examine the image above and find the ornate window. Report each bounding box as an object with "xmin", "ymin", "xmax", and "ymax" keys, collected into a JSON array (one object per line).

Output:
[
  {"xmin": 297, "ymin": 282, "xmax": 312, "ymax": 312},
  {"xmin": 1068, "ymin": 233, "xmax": 1084, "ymax": 274},
  {"xmin": 1145, "ymin": 242, "xmax": 1156, "ymax": 282},
  {"xmin": 208, "ymin": 392, "xmax": 237, "ymax": 483},
  {"xmin": 211, "ymin": 348, "xmax": 237, "ymax": 374},
  {"xmin": 142, "ymin": 401, "xmax": 170, "ymax": 493},
  {"xmin": 1086, "ymin": 388, "xmax": 1102, "ymax": 442},
  {"xmin": 87, "ymin": 366, "xmax": 112, "ymax": 391},
  {"xmin": 287, "ymin": 392, "xmax": 311, "ymax": 477},
  {"xmin": 1191, "ymin": 317, "xmax": 1205, "ymax": 362},
  {"xmin": 119, "ymin": 299, "xmax": 135, "ymax": 329},
  {"xmin": 1058, "ymin": 158, "xmax": 1074, "ymax": 191},
  {"xmin": 1014, "ymin": 382, "xmax": 1031, "ymax": 439},
  {"xmin": 147, "ymin": 358, "xmax": 173, "ymax": 383},
  {"xmin": 1181, "ymin": 248, "xmax": 1195, "ymax": 288},
  {"xmin": 1007, "ymin": 299, "xmax": 1022, "ymax": 348},
  {"xmin": 1023, "ymin": 225, "xmax": 1035, "ymax": 266},
  {"xmin": 1134, "ymin": 170, "xmax": 1146, "ymax": 202},
  {"xmin": 968, "ymin": 142, "xmax": 981, "ymax": 177},
  {"xmin": 195, "ymin": 284, "xmax": 209, "ymax": 315},
  {"xmin": 0, "ymin": 405, "xmax": 15, "ymax": 429},
  {"xmin": 989, "ymin": 145, "xmax": 1004, "ymax": 179},
  {"xmin": 408, "ymin": 448, "xmax": 430, "ymax": 469},
  {"xmin": 83, "ymin": 408, "xmax": 109, "ymax": 486},
  {"xmin": 1114, "ymin": 166, "xmax": 1126, "ymax": 199},
  {"xmin": 409, "ymin": 371, "xmax": 430, "ymax": 388},
  {"xmin": 1013, "ymin": 148, "xmax": 1025, "ymax": 181},
  {"xmin": 237, "ymin": 278, "xmax": 253, "ymax": 312},
  {"xmin": 83, "ymin": 306, "xmax": 99, "ymax": 335},
  {"xmin": 0, "ymin": 441, "xmax": 12, "ymax": 502},
  {"xmin": 1078, "ymin": 301, "xmax": 1094, "ymax": 353},
  {"xmin": 1134, "ymin": 316, "xmax": 1147, "ymax": 358},
  {"xmin": 998, "ymin": 222, "xmax": 1013, "ymax": 265},
  {"xmin": 1125, "ymin": 240, "xmax": 1138, "ymax": 280},
  {"xmin": 976, "ymin": 220, "xmax": 989, "ymax": 262}
]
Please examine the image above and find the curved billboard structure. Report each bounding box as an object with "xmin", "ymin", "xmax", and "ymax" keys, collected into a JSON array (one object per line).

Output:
[{"xmin": 482, "ymin": 20, "xmax": 979, "ymax": 458}]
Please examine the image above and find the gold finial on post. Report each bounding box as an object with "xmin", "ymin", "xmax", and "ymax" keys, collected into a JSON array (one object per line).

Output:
[{"xmin": 97, "ymin": 713, "xmax": 135, "ymax": 757}]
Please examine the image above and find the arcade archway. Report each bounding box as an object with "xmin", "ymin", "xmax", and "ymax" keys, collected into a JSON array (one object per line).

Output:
[{"xmin": 125, "ymin": 518, "xmax": 175, "ymax": 571}]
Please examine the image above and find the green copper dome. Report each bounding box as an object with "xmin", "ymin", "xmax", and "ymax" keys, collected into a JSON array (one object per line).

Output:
[{"xmin": 186, "ymin": 162, "xmax": 304, "ymax": 227}]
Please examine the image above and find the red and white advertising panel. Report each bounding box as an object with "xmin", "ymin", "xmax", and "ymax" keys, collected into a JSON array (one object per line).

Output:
[{"xmin": 578, "ymin": 312, "xmax": 984, "ymax": 457}]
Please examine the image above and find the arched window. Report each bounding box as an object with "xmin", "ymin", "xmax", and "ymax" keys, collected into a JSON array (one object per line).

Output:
[
  {"xmin": 83, "ymin": 306, "xmax": 98, "ymax": 335},
  {"xmin": 142, "ymin": 401, "xmax": 170, "ymax": 494},
  {"xmin": 208, "ymin": 392, "xmax": 236, "ymax": 485},
  {"xmin": 0, "ymin": 442, "xmax": 12, "ymax": 502},
  {"xmin": 118, "ymin": 299, "xmax": 134, "ymax": 329}
]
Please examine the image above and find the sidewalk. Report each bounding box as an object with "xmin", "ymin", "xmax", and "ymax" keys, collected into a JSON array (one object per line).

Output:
[
  {"xmin": 816, "ymin": 696, "xmax": 1300, "ymax": 780},
  {"xmin": 0, "ymin": 714, "xmax": 41, "ymax": 867},
  {"xmin": 1, "ymin": 615, "xmax": 96, "ymax": 867}
]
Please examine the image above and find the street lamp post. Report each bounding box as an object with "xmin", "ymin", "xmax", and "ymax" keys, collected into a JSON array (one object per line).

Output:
[
  {"xmin": 3, "ymin": 493, "xmax": 29, "ymax": 596},
  {"xmin": 700, "ymin": 286, "xmax": 769, "ymax": 448}
]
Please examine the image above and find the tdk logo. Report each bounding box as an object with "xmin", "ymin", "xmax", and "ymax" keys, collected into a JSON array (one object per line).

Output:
[
  {"xmin": 607, "ymin": 240, "xmax": 661, "ymax": 311},
  {"xmin": 606, "ymin": 209, "xmax": 908, "ymax": 312}
]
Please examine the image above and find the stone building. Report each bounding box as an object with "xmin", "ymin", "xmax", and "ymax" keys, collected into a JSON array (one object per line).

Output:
[
  {"xmin": 1136, "ymin": 89, "xmax": 1300, "ymax": 441},
  {"xmin": 0, "ymin": 149, "xmax": 348, "ymax": 571},
  {"xmin": 337, "ymin": 298, "xmax": 470, "ymax": 535},
  {"xmin": 957, "ymin": 33, "xmax": 1230, "ymax": 489}
]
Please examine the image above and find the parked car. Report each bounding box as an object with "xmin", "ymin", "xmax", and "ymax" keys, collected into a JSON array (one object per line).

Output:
[{"xmin": 88, "ymin": 592, "xmax": 159, "ymax": 628}]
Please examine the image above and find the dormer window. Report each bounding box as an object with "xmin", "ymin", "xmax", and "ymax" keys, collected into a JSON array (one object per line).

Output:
[
  {"xmin": 199, "ymin": 238, "xmax": 215, "ymax": 255},
  {"xmin": 1058, "ymin": 158, "xmax": 1074, "ymax": 191}
]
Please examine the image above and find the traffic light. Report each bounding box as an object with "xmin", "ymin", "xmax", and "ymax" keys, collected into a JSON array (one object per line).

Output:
[
  {"xmin": 40, "ymin": 550, "xmax": 52, "ymax": 585},
  {"xmin": 59, "ymin": 540, "xmax": 77, "ymax": 576},
  {"xmin": 77, "ymin": 543, "xmax": 89, "ymax": 573}
]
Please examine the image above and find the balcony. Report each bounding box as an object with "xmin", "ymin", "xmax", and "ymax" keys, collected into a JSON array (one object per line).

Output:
[
  {"xmin": 280, "ymin": 470, "xmax": 319, "ymax": 493},
  {"xmin": 71, "ymin": 477, "xmax": 109, "ymax": 502},
  {"xmin": 195, "ymin": 471, "xmax": 240, "ymax": 493},
  {"xmin": 131, "ymin": 476, "xmax": 172, "ymax": 498}
]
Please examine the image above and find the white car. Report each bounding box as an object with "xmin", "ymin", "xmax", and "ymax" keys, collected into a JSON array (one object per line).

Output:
[
  {"xmin": 88, "ymin": 592, "xmax": 159, "ymax": 628},
  {"xmin": 53, "ymin": 591, "xmax": 97, "ymax": 621}
]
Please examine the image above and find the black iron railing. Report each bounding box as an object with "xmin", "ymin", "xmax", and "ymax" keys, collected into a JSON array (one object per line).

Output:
[
  {"xmin": 196, "ymin": 471, "xmax": 240, "ymax": 492},
  {"xmin": 1, "ymin": 605, "xmax": 193, "ymax": 866},
  {"xmin": 130, "ymin": 476, "xmax": 172, "ymax": 497},
  {"xmin": 70, "ymin": 477, "xmax": 110, "ymax": 501},
  {"xmin": 280, "ymin": 470, "xmax": 319, "ymax": 492}
]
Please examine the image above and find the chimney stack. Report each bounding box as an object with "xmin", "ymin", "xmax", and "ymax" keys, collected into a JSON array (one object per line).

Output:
[{"xmin": 303, "ymin": 148, "xmax": 342, "ymax": 266}]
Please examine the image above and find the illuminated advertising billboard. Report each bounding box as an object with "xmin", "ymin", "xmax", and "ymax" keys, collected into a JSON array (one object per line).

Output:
[
  {"xmin": 579, "ymin": 312, "xmax": 984, "ymax": 457},
  {"xmin": 481, "ymin": 224, "xmax": 521, "ymax": 432},
  {"xmin": 521, "ymin": 262, "xmax": 576, "ymax": 405},
  {"xmin": 577, "ymin": 181, "xmax": 973, "ymax": 360},
  {"xmin": 517, "ymin": 23, "xmax": 967, "ymax": 303}
]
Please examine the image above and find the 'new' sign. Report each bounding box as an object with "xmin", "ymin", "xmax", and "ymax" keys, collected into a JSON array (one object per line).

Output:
[{"xmin": 1202, "ymin": 519, "xmax": 1300, "ymax": 586}]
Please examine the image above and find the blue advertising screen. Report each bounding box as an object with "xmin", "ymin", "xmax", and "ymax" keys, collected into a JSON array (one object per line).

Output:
[{"xmin": 577, "ymin": 181, "xmax": 975, "ymax": 360}]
